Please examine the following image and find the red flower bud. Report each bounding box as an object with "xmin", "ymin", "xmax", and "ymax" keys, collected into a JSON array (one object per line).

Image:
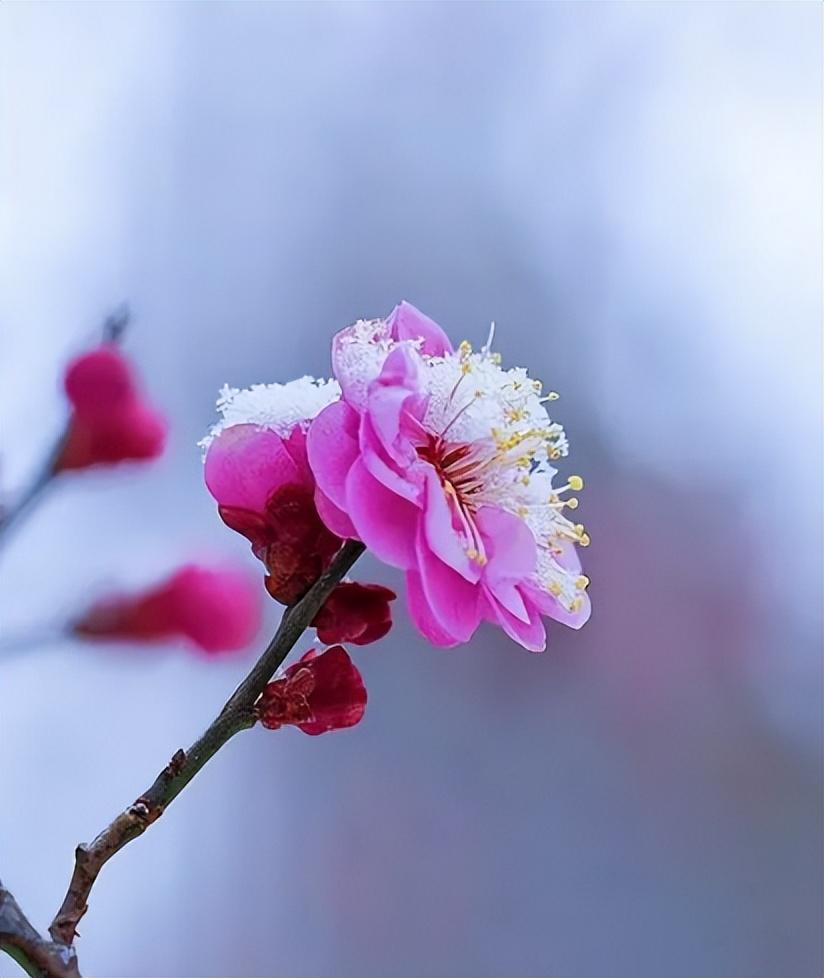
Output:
[
  {"xmin": 55, "ymin": 346, "xmax": 167, "ymax": 471},
  {"xmin": 72, "ymin": 564, "xmax": 261, "ymax": 655},
  {"xmin": 220, "ymin": 482, "xmax": 341, "ymax": 605},
  {"xmin": 312, "ymin": 582, "xmax": 396, "ymax": 646},
  {"xmin": 257, "ymin": 646, "xmax": 367, "ymax": 735},
  {"xmin": 205, "ymin": 425, "xmax": 345, "ymax": 606}
]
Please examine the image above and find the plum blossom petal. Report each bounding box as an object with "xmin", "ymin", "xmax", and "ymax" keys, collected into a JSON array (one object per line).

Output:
[
  {"xmin": 344, "ymin": 459, "xmax": 419, "ymax": 569},
  {"xmin": 481, "ymin": 589, "xmax": 547, "ymax": 653},
  {"xmin": 385, "ymin": 300, "xmax": 454, "ymax": 356},
  {"xmin": 314, "ymin": 488, "xmax": 358, "ymax": 539},
  {"xmin": 204, "ymin": 424, "xmax": 303, "ymax": 514},
  {"xmin": 306, "ymin": 399, "xmax": 360, "ymax": 509},
  {"xmin": 405, "ymin": 570, "xmax": 463, "ymax": 648},
  {"xmin": 421, "ymin": 467, "xmax": 480, "ymax": 582},
  {"xmin": 415, "ymin": 527, "xmax": 483, "ymax": 643}
]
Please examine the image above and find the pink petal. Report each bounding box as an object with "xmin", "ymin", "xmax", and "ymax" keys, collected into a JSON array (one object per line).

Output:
[
  {"xmin": 482, "ymin": 587, "xmax": 547, "ymax": 652},
  {"xmin": 205, "ymin": 424, "xmax": 302, "ymax": 513},
  {"xmin": 360, "ymin": 414, "xmax": 422, "ymax": 503},
  {"xmin": 281, "ymin": 425, "xmax": 313, "ymax": 481},
  {"xmin": 421, "ymin": 467, "xmax": 481, "ymax": 582},
  {"xmin": 474, "ymin": 506, "xmax": 537, "ymax": 583},
  {"xmin": 344, "ymin": 459, "xmax": 420, "ymax": 569},
  {"xmin": 385, "ymin": 301, "xmax": 454, "ymax": 356},
  {"xmin": 307, "ymin": 400, "xmax": 360, "ymax": 509},
  {"xmin": 405, "ymin": 570, "xmax": 462, "ymax": 648},
  {"xmin": 415, "ymin": 527, "xmax": 482, "ymax": 643},
  {"xmin": 314, "ymin": 487, "xmax": 358, "ymax": 539},
  {"xmin": 525, "ymin": 582, "xmax": 592, "ymax": 630},
  {"xmin": 485, "ymin": 578, "xmax": 531, "ymax": 623}
]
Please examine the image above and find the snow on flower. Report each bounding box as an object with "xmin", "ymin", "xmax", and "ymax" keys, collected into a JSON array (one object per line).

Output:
[
  {"xmin": 308, "ymin": 302, "xmax": 591, "ymax": 652},
  {"xmin": 201, "ymin": 377, "xmax": 394, "ymax": 643},
  {"xmin": 56, "ymin": 346, "xmax": 167, "ymax": 471},
  {"xmin": 72, "ymin": 564, "xmax": 262, "ymax": 655},
  {"xmin": 199, "ymin": 376, "xmax": 341, "ymax": 452}
]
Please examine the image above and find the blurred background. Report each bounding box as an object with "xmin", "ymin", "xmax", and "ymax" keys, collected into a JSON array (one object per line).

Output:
[{"xmin": 1, "ymin": 3, "xmax": 821, "ymax": 977}]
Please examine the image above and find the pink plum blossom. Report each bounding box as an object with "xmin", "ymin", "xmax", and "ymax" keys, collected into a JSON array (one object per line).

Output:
[
  {"xmin": 73, "ymin": 564, "xmax": 261, "ymax": 655},
  {"xmin": 307, "ymin": 302, "xmax": 591, "ymax": 652},
  {"xmin": 202, "ymin": 303, "xmax": 590, "ymax": 653},
  {"xmin": 56, "ymin": 346, "xmax": 167, "ymax": 471}
]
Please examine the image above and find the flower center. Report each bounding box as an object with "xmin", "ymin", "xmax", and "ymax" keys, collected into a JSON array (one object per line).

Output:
[
  {"xmin": 416, "ymin": 433, "xmax": 493, "ymax": 564},
  {"xmin": 416, "ymin": 435, "xmax": 485, "ymax": 509}
]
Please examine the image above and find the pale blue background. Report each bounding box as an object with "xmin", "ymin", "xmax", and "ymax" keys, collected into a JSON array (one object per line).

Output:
[{"xmin": 1, "ymin": 3, "xmax": 821, "ymax": 977}]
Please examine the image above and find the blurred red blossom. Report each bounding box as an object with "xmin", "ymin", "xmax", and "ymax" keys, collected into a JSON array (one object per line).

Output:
[
  {"xmin": 72, "ymin": 564, "xmax": 261, "ymax": 655},
  {"xmin": 55, "ymin": 346, "xmax": 167, "ymax": 471},
  {"xmin": 311, "ymin": 582, "xmax": 395, "ymax": 646},
  {"xmin": 256, "ymin": 645, "xmax": 367, "ymax": 735}
]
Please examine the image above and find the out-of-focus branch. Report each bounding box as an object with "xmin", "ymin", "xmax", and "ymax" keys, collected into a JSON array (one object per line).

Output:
[
  {"xmin": 0, "ymin": 306, "xmax": 131, "ymax": 547},
  {"xmin": 0, "ymin": 430, "xmax": 69, "ymax": 544},
  {"xmin": 48, "ymin": 539, "xmax": 365, "ymax": 947},
  {"xmin": 0, "ymin": 880, "xmax": 80, "ymax": 978},
  {"xmin": 99, "ymin": 304, "xmax": 130, "ymax": 344}
]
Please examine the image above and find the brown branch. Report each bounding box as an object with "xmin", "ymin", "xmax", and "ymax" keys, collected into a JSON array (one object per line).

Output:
[
  {"xmin": 48, "ymin": 539, "xmax": 365, "ymax": 946},
  {"xmin": 0, "ymin": 880, "xmax": 80, "ymax": 978}
]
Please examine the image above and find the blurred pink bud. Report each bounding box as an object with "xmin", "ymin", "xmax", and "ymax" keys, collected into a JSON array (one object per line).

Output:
[
  {"xmin": 312, "ymin": 582, "xmax": 396, "ymax": 646},
  {"xmin": 73, "ymin": 564, "xmax": 261, "ymax": 655},
  {"xmin": 55, "ymin": 346, "xmax": 167, "ymax": 471},
  {"xmin": 256, "ymin": 646, "xmax": 367, "ymax": 735}
]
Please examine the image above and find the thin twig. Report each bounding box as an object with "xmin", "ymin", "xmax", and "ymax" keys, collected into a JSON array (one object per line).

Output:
[
  {"xmin": 100, "ymin": 305, "xmax": 130, "ymax": 344},
  {"xmin": 0, "ymin": 880, "xmax": 80, "ymax": 978},
  {"xmin": 0, "ymin": 306, "xmax": 131, "ymax": 547},
  {"xmin": 48, "ymin": 540, "xmax": 365, "ymax": 947},
  {"xmin": 0, "ymin": 429, "xmax": 69, "ymax": 546}
]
